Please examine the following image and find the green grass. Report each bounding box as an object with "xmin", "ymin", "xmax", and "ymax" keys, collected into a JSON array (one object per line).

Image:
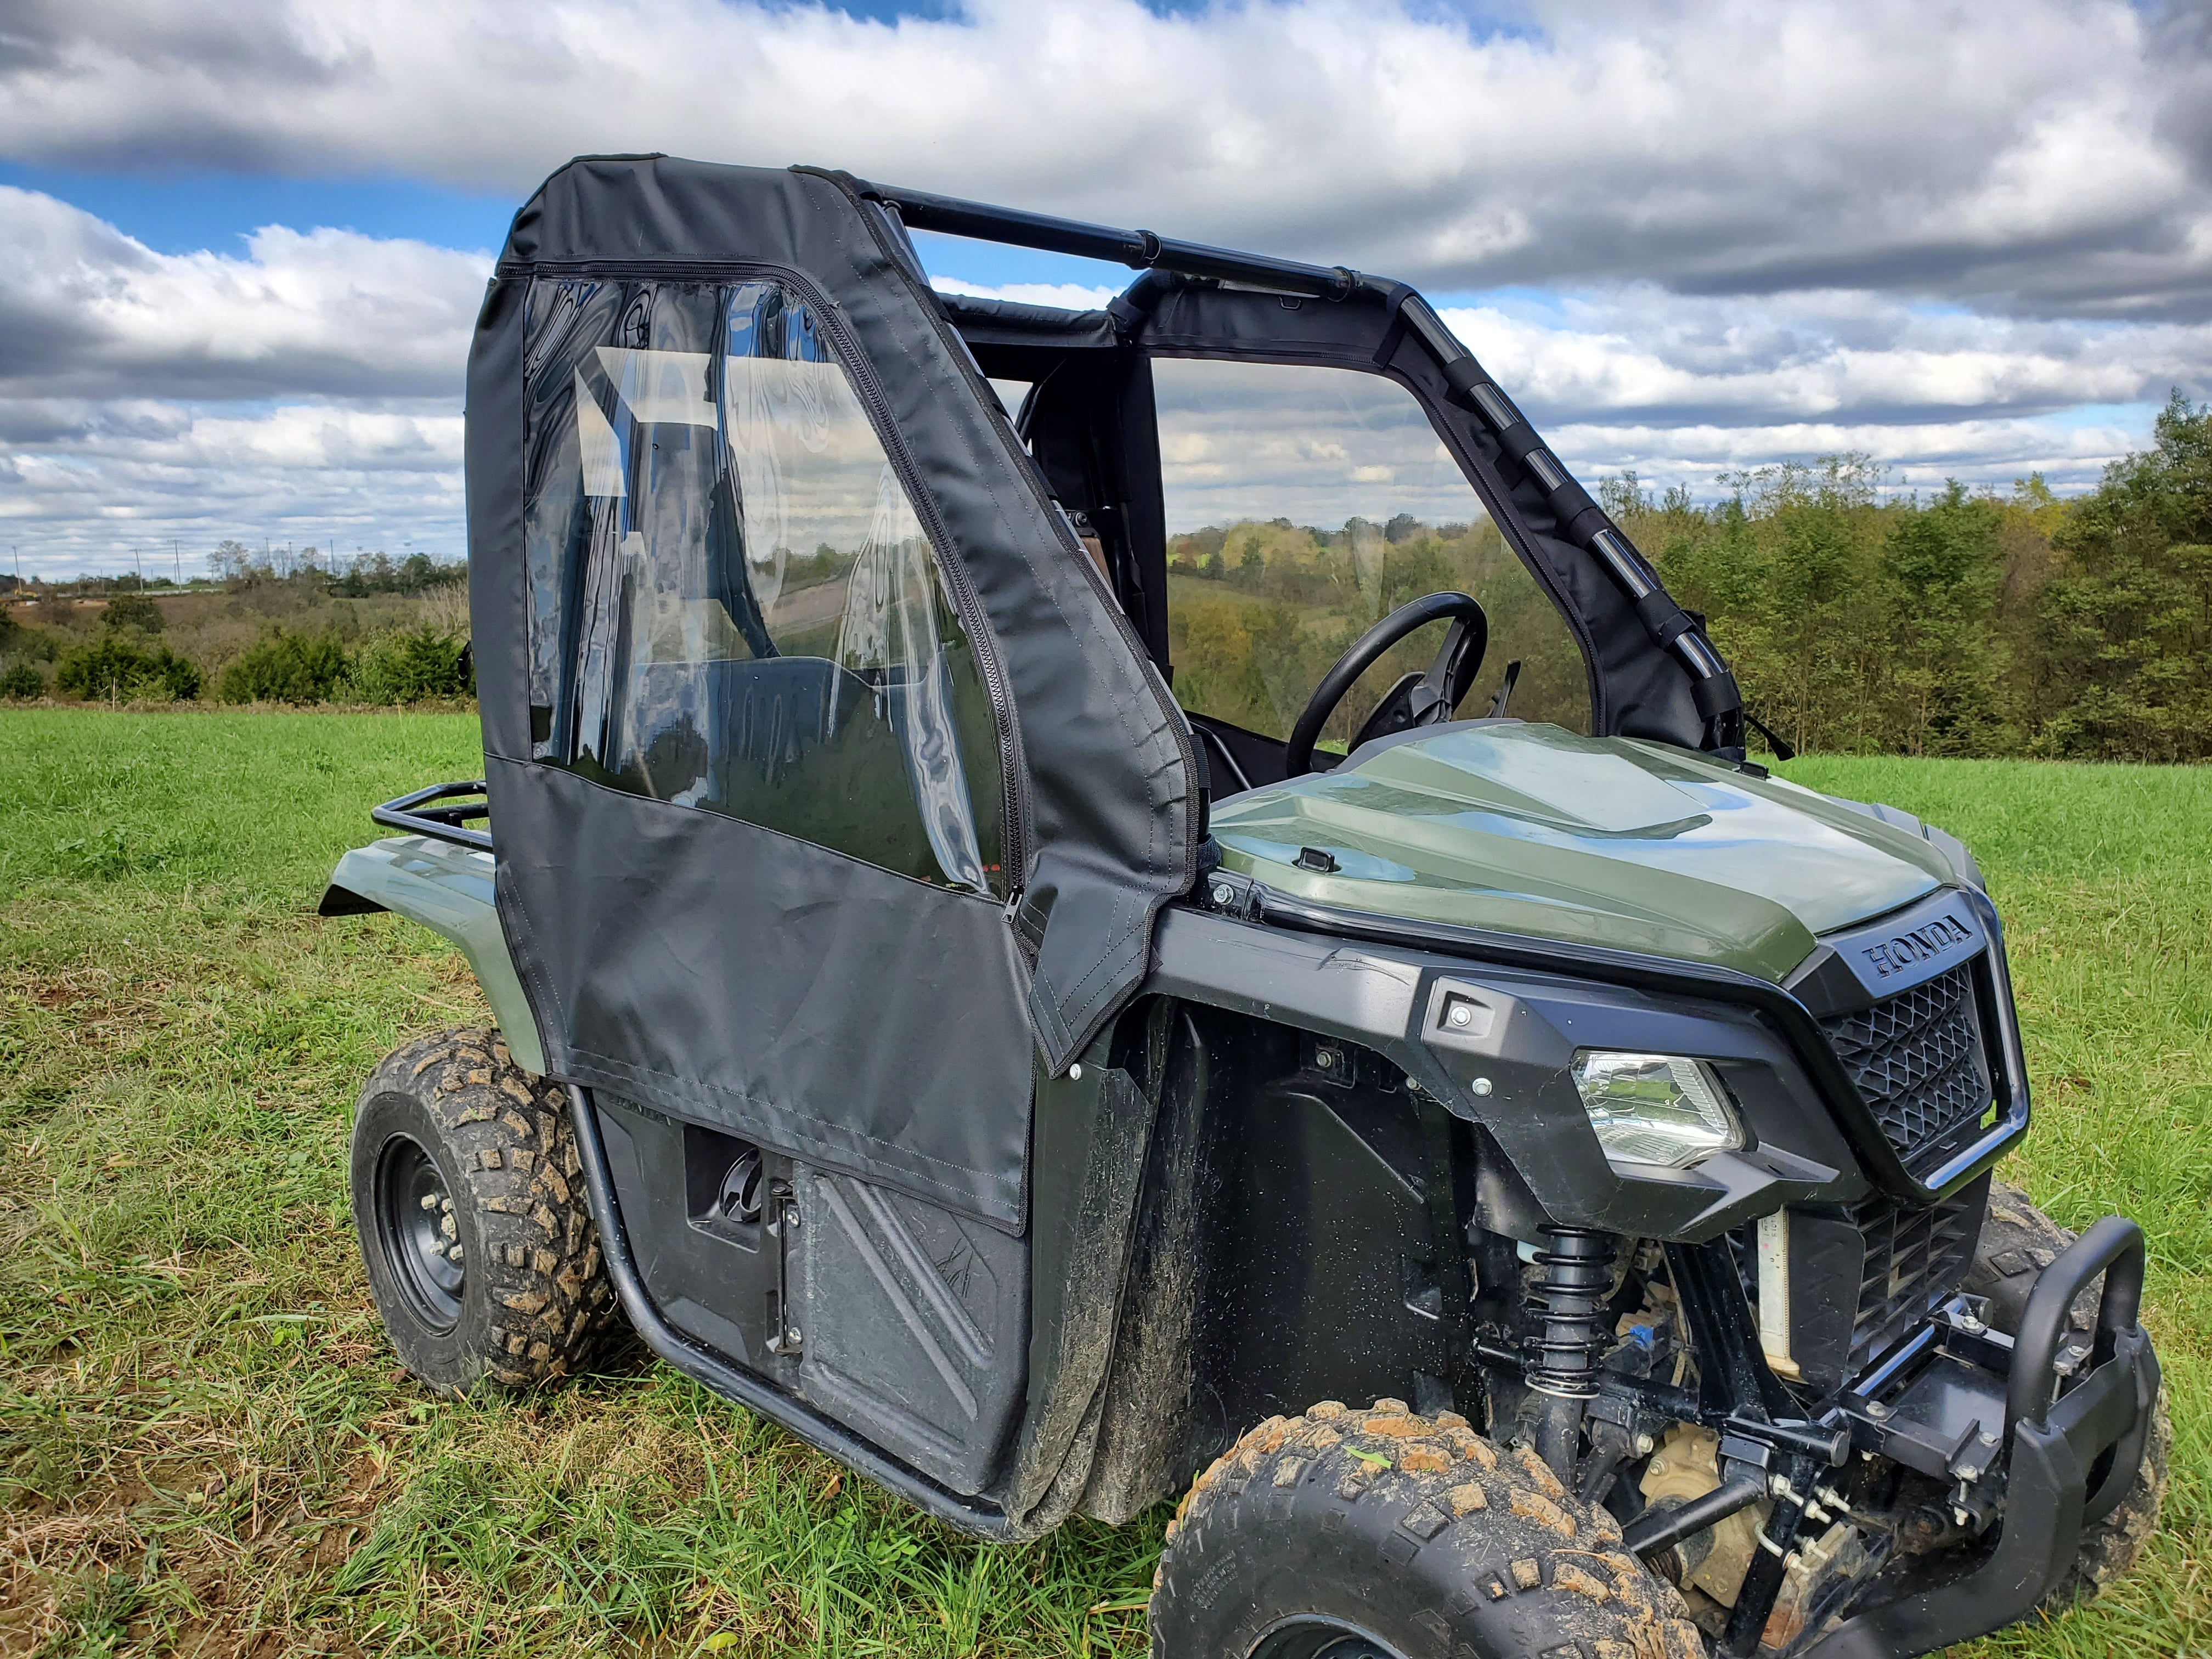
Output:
[
  {"xmin": 1779, "ymin": 755, "xmax": 2210, "ymax": 1658},
  {"xmin": 0, "ymin": 711, "xmax": 2204, "ymax": 1656}
]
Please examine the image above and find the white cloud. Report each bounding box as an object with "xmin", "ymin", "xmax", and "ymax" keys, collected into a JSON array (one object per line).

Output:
[
  {"xmin": 0, "ymin": 399, "xmax": 466, "ymax": 570},
  {"xmin": 933, "ymin": 277, "xmax": 1119, "ymax": 312},
  {"xmin": 3, "ymin": 0, "xmax": 2208, "ymax": 316},
  {"xmin": 0, "ymin": 188, "xmax": 483, "ymax": 570},
  {"xmin": 0, "ymin": 186, "xmax": 487, "ymax": 402},
  {"xmin": 4, "ymin": 0, "xmax": 2210, "ymax": 573},
  {"xmin": 1436, "ymin": 290, "xmax": 2212, "ymax": 429}
]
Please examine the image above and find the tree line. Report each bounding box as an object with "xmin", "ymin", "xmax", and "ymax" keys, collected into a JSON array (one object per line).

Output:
[
  {"xmin": 1621, "ymin": 392, "xmax": 2210, "ymax": 763},
  {"xmin": 3, "ymin": 398, "xmax": 2205, "ymax": 755},
  {"xmin": 0, "ymin": 548, "xmax": 472, "ymax": 706}
]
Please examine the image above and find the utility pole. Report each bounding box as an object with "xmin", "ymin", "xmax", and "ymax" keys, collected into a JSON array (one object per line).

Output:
[{"xmin": 133, "ymin": 547, "xmax": 143, "ymax": 589}]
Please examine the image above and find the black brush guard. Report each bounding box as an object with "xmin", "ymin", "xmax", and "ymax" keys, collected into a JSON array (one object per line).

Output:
[{"xmin": 1801, "ymin": 1216, "xmax": 2158, "ymax": 1658}]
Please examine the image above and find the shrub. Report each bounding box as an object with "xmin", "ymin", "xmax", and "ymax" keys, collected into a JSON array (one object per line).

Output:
[
  {"xmin": 349, "ymin": 626, "xmax": 472, "ymax": 704},
  {"xmin": 54, "ymin": 635, "xmax": 201, "ymax": 701},
  {"xmin": 101, "ymin": 592, "xmax": 165, "ymax": 633},
  {"xmin": 1, "ymin": 615, "xmax": 58, "ymax": 661},
  {"xmin": 1, "ymin": 662, "xmax": 45, "ymax": 698},
  {"xmin": 216, "ymin": 628, "xmax": 349, "ymax": 704}
]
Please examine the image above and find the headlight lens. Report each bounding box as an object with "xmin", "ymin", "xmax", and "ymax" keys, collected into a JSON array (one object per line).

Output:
[{"xmin": 1571, "ymin": 1051, "xmax": 1743, "ymax": 1170}]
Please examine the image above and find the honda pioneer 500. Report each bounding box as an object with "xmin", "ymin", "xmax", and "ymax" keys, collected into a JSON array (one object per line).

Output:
[{"xmin": 324, "ymin": 156, "xmax": 2164, "ymax": 1657}]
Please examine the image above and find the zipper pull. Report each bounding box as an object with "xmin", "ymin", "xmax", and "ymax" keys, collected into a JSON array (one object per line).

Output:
[{"xmin": 1003, "ymin": 883, "xmax": 1047, "ymax": 966}]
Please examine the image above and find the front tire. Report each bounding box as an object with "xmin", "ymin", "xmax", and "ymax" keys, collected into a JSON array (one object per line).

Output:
[
  {"xmin": 1149, "ymin": 1399, "xmax": 1703, "ymax": 1659},
  {"xmin": 1965, "ymin": 1181, "xmax": 2168, "ymax": 1606},
  {"xmin": 351, "ymin": 1029, "xmax": 627, "ymax": 1392}
]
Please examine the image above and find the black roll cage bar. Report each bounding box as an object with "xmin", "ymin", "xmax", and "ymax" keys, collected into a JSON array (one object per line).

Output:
[{"xmin": 851, "ymin": 177, "xmax": 1746, "ymax": 753}]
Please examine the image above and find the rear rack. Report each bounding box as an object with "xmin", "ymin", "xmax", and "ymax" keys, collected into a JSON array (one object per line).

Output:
[{"xmin": 371, "ymin": 780, "xmax": 493, "ymax": 853}]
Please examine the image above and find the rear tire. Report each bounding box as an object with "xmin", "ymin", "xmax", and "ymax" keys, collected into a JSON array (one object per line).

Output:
[
  {"xmin": 351, "ymin": 1029, "xmax": 627, "ymax": 1392},
  {"xmin": 1966, "ymin": 1181, "xmax": 2168, "ymax": 1606},
  {"xmin": 1149, "ymin": 1399, "xmax": 1703, "ymax": 1659}
]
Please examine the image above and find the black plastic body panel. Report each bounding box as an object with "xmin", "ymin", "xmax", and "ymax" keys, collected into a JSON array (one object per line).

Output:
[
  {"xmin": 596, "ymin": 1097, "xmax": 789, "ymax": 1374},
  {"xmin": 1191, "ymin": 878, "xmax": 2030, "ymax": 1211},
  {"xmin": 595, "ymin": 1094, "xmax": 1030, "ymax": 1498},
  {"xmin": 1142, "ymin": 904, "xmax": 1868, "ymax": 1244},
  {"xmin": 1191, "ymin": 1070, "xmax": 1451, "ymax": 1444},
  {"xmin": 1785, "ymin": 890, "xmax": 1987, "ymax": 1015},
  {"xmin": 795, "ymin": 1165, "xmax": 1029, "ymax": 1496},
  {"xmin": 1001, "ymin": 1049, "xmax": 1164, "ymax": 1524},
  {"xmin": 1082, "ymin": 1006, "xmax": 1215, "ymax": 1521},
  {"xmin": 572, "ymin": 1090, "xmax": 1018, "ymax": 1537}
]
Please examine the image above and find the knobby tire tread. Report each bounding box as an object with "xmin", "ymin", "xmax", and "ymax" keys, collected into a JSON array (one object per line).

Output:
[
  {"xmin": 1150, "ymin": 1398, "xmax": 1705, "ymax": 1659},
  {"xmin": 357, "ymin": 1028, "xmax": 627, "ymax": 1390}
]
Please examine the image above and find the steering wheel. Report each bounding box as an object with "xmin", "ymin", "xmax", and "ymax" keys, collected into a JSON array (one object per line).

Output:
[{"xmin": 1283, "ymin": 592, "xmax": 1488, "ymax": 776}]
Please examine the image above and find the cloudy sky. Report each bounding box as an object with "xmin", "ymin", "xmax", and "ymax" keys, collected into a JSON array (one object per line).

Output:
[{"xmin": 2, "ymin": 0, "xmax": 2209, "ymax": 578}]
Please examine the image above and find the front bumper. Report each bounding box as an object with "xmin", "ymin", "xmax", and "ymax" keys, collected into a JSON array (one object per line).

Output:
[{"xmin": 1806, "ymin": 1216, "xmax": 2160, "ymax": 1658}]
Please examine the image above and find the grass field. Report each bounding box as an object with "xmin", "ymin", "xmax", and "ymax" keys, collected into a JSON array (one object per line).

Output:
[{"xmin": 1, "ymin": 708, "xmax": 2204, "ymax": 1658}]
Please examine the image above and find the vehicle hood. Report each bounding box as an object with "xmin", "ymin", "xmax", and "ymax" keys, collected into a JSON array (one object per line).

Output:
[{"xmin": 1207, "ymin": 723, "xmax": 1959, "ymax": 983}]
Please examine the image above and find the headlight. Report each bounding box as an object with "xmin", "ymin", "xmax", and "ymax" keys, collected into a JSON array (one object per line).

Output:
[{"xmin": 1571, "ymin": 1051, "xmax": 1743, "ymax": 1170}]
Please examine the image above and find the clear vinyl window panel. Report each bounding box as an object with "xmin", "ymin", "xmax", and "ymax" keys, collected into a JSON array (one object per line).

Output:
[
  {"xmin": 1152, "ymin": 357, "xmax": 1591, "ymax": 745},
  {"xmin": 522, "ymin": 278, "xmax": 1003, "ymax": 893}
]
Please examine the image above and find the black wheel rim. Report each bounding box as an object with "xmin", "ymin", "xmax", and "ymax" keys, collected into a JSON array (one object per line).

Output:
[
  {"xmin": 1248, "ymin": 1621, "xmax": 1407, "ymax": 1659},
  {"xmin": 375, "ymin": 1133, "xmax": 465, "ymax": 1331}
]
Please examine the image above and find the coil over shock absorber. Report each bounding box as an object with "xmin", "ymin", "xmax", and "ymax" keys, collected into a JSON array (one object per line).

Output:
[{"xmin": 1525, "ymin": 1226, "xmax": 1617, "ymax": 1479}]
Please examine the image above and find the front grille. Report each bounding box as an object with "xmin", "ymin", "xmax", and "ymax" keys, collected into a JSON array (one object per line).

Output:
[
  {"xmin": 1845, "ymin": 1179, "xmax": 1987, "ymax": 1378},
  {"xmin": 1818, "ymin": 962, "xmax": 1993, "ymax": 1173}
]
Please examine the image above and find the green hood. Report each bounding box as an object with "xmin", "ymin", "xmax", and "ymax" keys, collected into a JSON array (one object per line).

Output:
[{"xmin": 1209, "ymin": 724, "xmax": 1959, "ymax": 983}]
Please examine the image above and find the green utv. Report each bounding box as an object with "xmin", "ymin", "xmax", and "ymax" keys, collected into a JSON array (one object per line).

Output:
[{"xmin": 324, "ymin": 157, "xmax": 2165, "ymax": 1657}]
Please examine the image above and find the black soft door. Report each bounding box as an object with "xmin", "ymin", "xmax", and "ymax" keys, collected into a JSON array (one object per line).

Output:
[{"xmin": 486, "ymin": 273, "xmax": 1034, "ymax": 1228}]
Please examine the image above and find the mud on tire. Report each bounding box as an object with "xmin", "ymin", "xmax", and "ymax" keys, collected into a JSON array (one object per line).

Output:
[
  {"xmin": 351, "ymin": 1028, "xmax": 628, "ymax": 1391},
  {"xmin": 1149, "ymin": 1399, "xmax": 1704, "ymax": 1659},
  {"xmin": 1965, "ymin": 1181, "xmax": 2168, "ymax": 1607}
]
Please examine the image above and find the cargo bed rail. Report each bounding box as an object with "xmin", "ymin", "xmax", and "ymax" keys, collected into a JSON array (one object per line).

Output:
[{"xmin": 370, "ymin": 780, "xmax": 492, "ymax": 852}]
